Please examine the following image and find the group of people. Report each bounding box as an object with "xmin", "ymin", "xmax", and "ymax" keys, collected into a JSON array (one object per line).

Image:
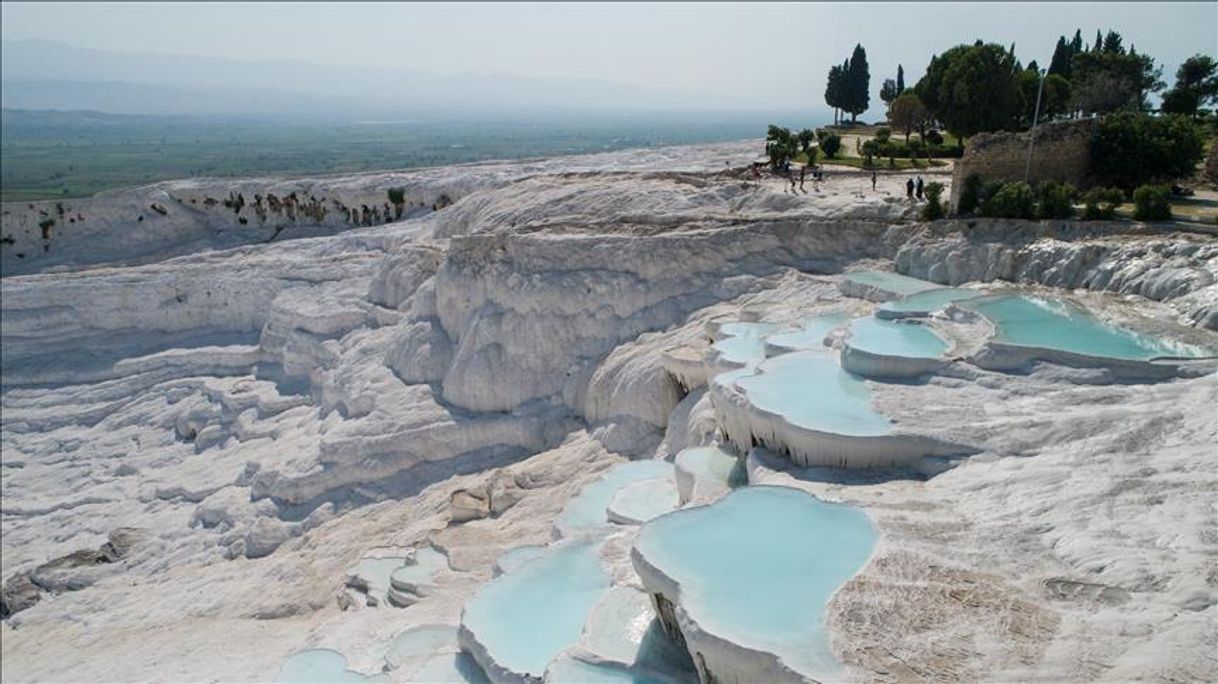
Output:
[
  {"xmin": 788, "ymin": 165, "xmax": 825, "ymax": 193},
  {"xmin": 867, "ymin": 170, "xmax": 926, "ymax": 200}
]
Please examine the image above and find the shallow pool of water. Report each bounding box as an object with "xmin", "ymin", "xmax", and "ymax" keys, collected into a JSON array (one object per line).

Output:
[
  {"xmin": 608, "ymin": 477, "xmax": 679, "ymax": 524},
  {"xmin": 554, "ymin": 460, "xmax": 675, "ymax": 538},
  {"xmin": 713, "ymin": 322, "xmax": 779, "ymax": 367},
  {"xmin": 764, "ymin": 313, "xmax": 848, "ymax": 353},
  {"xmin": 276, "ymin": 649, "xmax": 388, "ymax": 684},
  {"xmin": 674, "ymin": 445, "xmax": 746, "ymax": 490},
  {"xmin": 843, "ymin": 270, "xmax": 939, "ymax": 296},
  {"xmin": 581, "ymin": 585, "xmax": 695, "ymax": 676},
  {"xmin": 966, "ymin": 295, "xmax": 1208, "ymax": 360},
  {"xmin": 633, "ymin": 486, "xmax": 876, "ymax": 679},
  {"xmin": 546, "ymin": 657, "xmax": 673, "ymax": 684},
  {"xmin": 385, "ymin": 625, "xmax": 459, "ymax": 669},
  {"xmin": 408, "ymin": 652, "xmax": 489, "ymax": 684},
  {"xmin": 735, "ymin": 352, "xmax": 891, "ymax": 436},
  {"xmin": 878, "ymin": 287, "xmax": 981, "ymax": 316},
  {"xmin": 390, "ymin": 547, "xmax": 449, "ymax": 592},
  {"xmin": 847, "ymin": 317, "xmax": 948, "ymax": 359},
  {"xmin": 461, "ymin": 540, "xmax": 611, "ymax": 679}
]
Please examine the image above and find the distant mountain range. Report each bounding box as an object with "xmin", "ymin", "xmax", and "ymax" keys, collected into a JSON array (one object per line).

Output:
[{"xmin": 2, "ymin": 39, "xmax": 802, "ymax": 120}]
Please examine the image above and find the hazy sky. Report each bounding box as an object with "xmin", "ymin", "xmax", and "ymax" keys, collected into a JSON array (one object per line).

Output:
[{"xmin": 2, "ymin": 2, "xmax": 1215, "ymax": 108}]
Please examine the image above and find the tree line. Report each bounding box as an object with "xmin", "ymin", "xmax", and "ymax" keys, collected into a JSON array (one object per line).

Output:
[{"xmin": 820, "ymin": 30, "xmax": 1216, "ymax": 144}]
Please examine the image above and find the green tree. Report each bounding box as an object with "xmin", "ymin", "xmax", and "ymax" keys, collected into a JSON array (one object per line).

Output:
[
  {"xmin": 819, "ymin": 133, "xmax": 843, "ymax": 158},
  {"xmin": 1018, "ymin": 70, "xmax": 1072, "ymax": 125},
  {"xmin": 1160, "ymin": 54, "xmax": 1218, "ymax": 117},
  {"xmin": 765, "ymin": 125, "xmax": 796, "ymax": 169},
  {"xmin": 896, "ymin": 64, "xmax": 905, "ymax": 93},
  {"xmin": 796, "ymin": 128, "xmax": 817, "ymax": 155},
  {"xmin": 1091, "ymin": 113, "xmax": 1206, "ymax": 191},
  {"xmin": 825, "ymin": 64, "xmax": 846, "ymax": 125},
  {"xmin": 1048, "ymin": 37, "xmax": 1073, "ymax": 78},
  {"xmin": 1071, "ymin": 48, "xmax": 1163, "ymax": 114},
  {"xmin": 888, "ymin": 91, "xmax": 931, "ymax": 142},
  {"xmin": 1101, "ymin": 30, "xmax": 1124, "ymax": 54},
  {"xmin": 880, "ymin": 78, "xmax": 899, "ymax": 106},
  {"xmin": 844, "ymin": 44, "xmax": 871, "ymax": 123},
  {"xmin": 916, "ymin": 43, "xmax": 1022, "ymax": 143}
]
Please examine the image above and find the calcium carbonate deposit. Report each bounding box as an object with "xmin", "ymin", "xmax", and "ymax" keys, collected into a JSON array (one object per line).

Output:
[{"xmin": 2, "ymin": 139, "xmax": 1216, "ymax": 683}]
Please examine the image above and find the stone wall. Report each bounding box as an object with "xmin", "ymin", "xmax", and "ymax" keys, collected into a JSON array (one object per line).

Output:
[{"xmin": 950, "ymin": 118, "xmax": 1098, "ymax": 209}]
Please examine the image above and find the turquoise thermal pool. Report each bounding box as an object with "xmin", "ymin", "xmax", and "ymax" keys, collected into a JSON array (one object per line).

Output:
[
  {"xmin": 673, "ymin": 445, "xmax": 746, "ymax": 490},
  {"xmin": 846, "ymin": 317, "xmax": 949, "ymax": 359},
  {"xmin": 764, "ymin": 313, "xmax": 848, "ymax": 353},
  {"xmin": 608, "ymin": 477, "xmax": 679, "ymax": 525},
  {"xmin": 554, "ymin": 460, "xmax": 675, "ymax": 538},
  {"xmin": 276, "ymin": 649, "xmax": 387, "ymax": 684},
  {"xmin": 546, "ymin": 657, "xmax": 671, "ymax": 684},
  {"xmin": 843, "ymin": 270, "xmax": 940, "ymax": 296},
  {"xmin": 492, "ymin": 544, "xmax": 547, "ymax": 576},
  {"xmin": 734, "ymin": 352, "xmax": 892, "ymax": 436},
  {"xmin": 580, "ymin": 586, "xmax": 694, "ymax": 676},
  {"xmin": 461, "ymin": 540, "xmax": 611, "ymax": 679},
  {"xmin": 712, "ymin": 322, "xmax": 779, "ymax": 366},
  {"xmin": 966, "ymin": 295, "xmax": 1209, "ymax": 360},
  {"xmin": 390, "ymin": 547, "xmax": 449, "ymax": 592},
  {"xmin": 409, "ymin": 653, "xmax": 490, "ymax": 684},
  {"xmin": 633, "ymin": 486, "xmax": 876, "ymax": 679},
  {"xmin": 878, "ymin": 287, "xmax": 982, "ymax": 317},
  {"xmin": 385, "ymin": 625, "xmax": 459, "ymax": 668}
]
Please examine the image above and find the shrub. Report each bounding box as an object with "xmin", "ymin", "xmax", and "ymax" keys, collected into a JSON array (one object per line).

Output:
[
  {"xmin": 957, "ymin": 174, "xmax": 984, "ymax": 215},
  {"xmin": 1091, "ymin": 113, "xmax": 1206, "ymax": 192},
  {"xmin": 1081, "ymin": 187, "xmax": 1125, "ymax": 220},
  {"xmin": 820, "ymin": 134, "xmax": 842, "ymax": 158},
  {"xmin": 875, "ymin": 127, "xmax": 892, "ymax": 143},
  {"xmin": 1036, "ymin": 181, "xmax": 1077, "ymax": 219},
  {"xmin": 1132, "ymin": 184, "xmax": 1172, "ymax": 221},
  {"xmin": 386, "ymin": 187, "xmax": 406, "ymax": 205},
  {"xmin": 922, "ymin": 182, "xmax": 946, "ymax": 220},
  {"xmin": 924, "ymin": 129, "xmax": 944, "ymax": 146},
  {"xmin": 981, "ymin": 181, "xmax": 1036, "ymax": 219}
]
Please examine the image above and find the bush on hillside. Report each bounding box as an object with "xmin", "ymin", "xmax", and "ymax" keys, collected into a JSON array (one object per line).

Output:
[
  {"xmin": 875, "ymin": 127, "xmax": 892, "ymax": 143},
  {"xmin": 1081, "ymin": 187, "xmax": 1125, "ymax": 220},
  {"xmin": 1132, "ymin": 184, "xmax": 1172, "ymax": 220},
  {"xmin": 981, "ymin": 181, "xmax": 1036, "ymax": 219},
  {"xmin": 922, "ymin": 182, "xmax": 946, "ymax": 220},
  {"xmin": 1036, "ymin": 181, "xmax": 1078, "ymax": 219},
  {"xmin": 924, "ymin": 129, "xmax": 944, "ymax": 146},
  {"xmin": 957, "ymin": 174, "xmax": 984, "ymax": 215},
  {"xmin": 1091, "ymin": 113, "xmax": 1206, "ymax": 192},
  {"xmin": 820, "ymin": 134, "xmax": 843, "ymax": 158},
  {"xmin": 387, "ymin": 187, "xmax": 406, "ymax": 205}
]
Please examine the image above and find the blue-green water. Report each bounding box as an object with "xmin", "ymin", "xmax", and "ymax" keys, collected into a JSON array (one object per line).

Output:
[
  {"xmin": 385, "ymin": 625, "xmax": 459, "ymax": 664},
  {"xmin": 546, "ymin": 658, "xmax": 671, "ymax": 684},
  {"xmin": 847, "ymin": 317, "xmax": 948, "ymax": 359},
  {"xmin": 713, "ymin": 322, "xmax": 779, "ymax": 366},
  {"xmin": 554, "ymin": 460, "xmax": 675, "ymax": 538},
  {"xmin": 634, "ymin": 486, "xmax": 876, "ymax": 679},
  {"xmin": 493, "ymin": 545, "xmax": 547, "ymax": 576},
  {"xmin": 674, "ymin": 445, "xmax": 746, "ymax": 489},
  {"xmin": 843, "ymin": 271, "xmax": 939, "ymax": 296},
  {"xmin": 276, "ymin": 649, "xmax": 388, "ymax": 684},
  {"xmin": 764, "ymin": 313, "xmax": 848, "ymax": 353},
  {"xmin": 735, "ymin": 352, "xmax": 892, "ymax": 436},
  {"xmin": 609, "ymin": 477, "xmax": 679, "ymax": 523},
  {"xmin": 390, "ymin": 548, "xmax": 449, "ymax": 591},
  {"xmin": 879, "ymin": 287, "xmax": 982, "ymax": 316},
  {"xmin": 409, "ymin": 653, "xmax": 490, "ymax": 684},
  {"xmin": 967, "ymin": 295, "xmax": 1208, "ymax": 360},
  {"xmin": 461, "ymin": 540, "xmax": 611, "ymax": 678}
]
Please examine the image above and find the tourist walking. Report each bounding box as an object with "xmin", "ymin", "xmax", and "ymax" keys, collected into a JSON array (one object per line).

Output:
[
  {"xmin": 906, "ymin": 178, "xmax": 914, "ymax": 199},
  {"xmin": 799, "ymin": 166, "xmax": 806, "ymax": 192},
  {"xmin": 871, "ymin": 170, "xmax": 877, "ymax": 191},
  {"xmin": 915, "ymin": 176, "xmax": 925, "ymax": 200}
]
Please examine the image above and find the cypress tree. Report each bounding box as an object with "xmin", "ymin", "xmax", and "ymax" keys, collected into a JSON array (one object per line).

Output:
[
  {"xmin": 896, "ymin": 64, "xmax": 905, "ymax": 93},
  {"xmin": 1048, "ymin": 36, "xmax": 1072, "ymax": 77},
  {"xmin": 846, "ymin": 44, "xmax": 870, "ymax": 123}
]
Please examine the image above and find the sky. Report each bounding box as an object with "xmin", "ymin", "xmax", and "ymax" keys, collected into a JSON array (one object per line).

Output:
[{"xmin": 2, "ymin": 1, "xmax": 1215, "ymax": 111}]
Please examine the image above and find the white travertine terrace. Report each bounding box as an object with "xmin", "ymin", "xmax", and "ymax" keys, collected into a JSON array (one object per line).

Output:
[{"xmin": 2, "ymin": 139, "xmax": 1216, "ymax": 683}]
